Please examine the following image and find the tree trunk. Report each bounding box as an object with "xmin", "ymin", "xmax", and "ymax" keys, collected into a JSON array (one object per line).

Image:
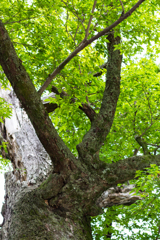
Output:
[
  {"xmin": 0, "ymin": 88, "xmax": 94, "ymax": 240},
  {"xmin": 0, "ymin": 87, "xmax": 158, "ymax": 240},
  {"xmin": 0, "ymin": 87, "xmax": 145, "ymax": 240}
]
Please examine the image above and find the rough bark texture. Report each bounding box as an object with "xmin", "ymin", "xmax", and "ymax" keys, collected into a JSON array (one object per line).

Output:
[
  {"xmin": 97, "ymin": 184, "xmax": 142, "ymax": 208},
  {"xmin": 0, "ymin": 89, "xmax": 93, "ymax": 240},
  {"xmin": 0, "ymin": 18, "xmax": 160, "ymax": 240},
  {"xmin": 0, "ymin": 88, "xmax": 154, "ymax": 240}
]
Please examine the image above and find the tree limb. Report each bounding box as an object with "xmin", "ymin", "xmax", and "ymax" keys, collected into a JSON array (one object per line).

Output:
[
  {"xmin": 102, "ymin": 154, "xmax": 160, "ymax": 187},
  {"xmin": 38, "ymin": 0, "xmax": 145, "ymax": 95},
  {"xmin": 156, "ymin": 226, "xmax": 160, "ymax": 240},
  {"xmin": 42, "ymin": 92, "xmax": 58, "ymax": 113},
  {"xmin": 135, "ymin": 135, "xmax": 150, "ymax": 155},
  {"xmin": 4, "ymin": 16, "xmax": 37, "ymax": 25},
  {"xmin": 61, "ymin": 0, "xmax": 86, "ymax": 32},
  {"xmin": 79, "ymin": 103, "xmax": 96, "ymax": 122},
  {"xmin": 93, "ymin": 62, "xmax": 108, "ymax": 77},
  {"xmin": 119, "ymin": 0, "xmax": 125, "ymax": 15},
  {"xmin": 43, "ymin": 86, "xmax": 96, "ymax": 121},
  {"xmin": 0, "ymin": 19, "xmax": 75, "ymax": 173},
  {"xmin": 77, "ymin": 32, "xmax": 122, "ymax": 160}
]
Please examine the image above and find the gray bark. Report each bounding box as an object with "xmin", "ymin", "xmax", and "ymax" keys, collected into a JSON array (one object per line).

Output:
[
  {"xmin": 97, "ymin": 184, "xmax": 141, "ymax": 208},
  {"xmin": 0, "ymin": 87, "xmax": 53, "ymax": 239},
  {"xmin": 0, "ymin": 88, "xmax": 143, "ymax": 240},
  {"xmin": 0, "ymin": 88, "xmax": 94, "ymax": 239}
]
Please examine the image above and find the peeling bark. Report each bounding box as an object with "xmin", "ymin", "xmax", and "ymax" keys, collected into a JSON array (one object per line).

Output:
[{"xmin": 97, "ymin": 184, "xmax": 142, "ymax": 208}]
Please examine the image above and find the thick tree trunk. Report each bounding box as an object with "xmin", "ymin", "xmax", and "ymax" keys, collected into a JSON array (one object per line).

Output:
[
  {"xmin": 0, "ymin": 87, "xmax": 156, "ymax": 240},
  {"xmin": 0, "ymin": 88, "xmax": 94, "ymax": 240},
  {"xmin": 2, "ymin": 186, "xmax": 93, "ymax": 239},
  {"xmin": 0, "ymin": 88, "xmax": 143, "ymax": 240}
]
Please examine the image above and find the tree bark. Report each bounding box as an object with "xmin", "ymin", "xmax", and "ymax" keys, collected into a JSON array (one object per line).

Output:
[
  {"xmin": 1, "ymin": 87, "xmax": 160, "ymax": 239},
  {"xmin": 1, "ymin": 19, "xmax": 160, "ymax": 239},
  {"xmin": 0, "ymin": 88, "xmax": 93, "ymax": 240}
]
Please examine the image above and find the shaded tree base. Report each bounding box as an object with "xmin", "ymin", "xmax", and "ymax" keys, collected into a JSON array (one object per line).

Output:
[{"xmin": 1, "ymin": 184, "xmax": 92, "ymax": 240}]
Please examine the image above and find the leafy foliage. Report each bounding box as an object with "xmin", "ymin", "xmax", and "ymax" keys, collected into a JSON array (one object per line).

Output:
[
  {"xmin": 100, "ymin": 58, "xmax": 160, "ymax": 162},
  {"xmin": 0, "ymin": 0, "xmax": 160, "ymax": 238},
  {"xmin": 0, "ymin": 95, "xmax": 12, "ymax": 170},
  {"xmin": 0, "ymin": 97, "xmax": 12, "ymax": 122}
]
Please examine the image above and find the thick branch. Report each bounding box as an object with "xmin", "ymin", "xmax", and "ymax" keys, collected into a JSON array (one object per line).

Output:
[
  {"xmin": 43, "ymin": 102, "xmax": 58, "ymax": 113},
  {"xmin": 90, "ymin": 154, "xmax": 160, "ymax": 214},
  {"xmin": 77, "ymin": 33, "xmax": 122, "ymax": 160},
  {"xmin": 0, "ymin": 20, "xmax": 75, "ymax": 173},
  {"xmin": 103, "ymin": 154, "xmax": 160, "ymax": 187},
  {"xmin": 135, "ymin": 135, "xmax": 150, "ymax": 155},
  {"xmin": 41, "ymin": 92, "xmax": 58, "ymax": 113},
  {"xmin": 38, "ymin": 0, "xmax": 145, "ymax": 95}
]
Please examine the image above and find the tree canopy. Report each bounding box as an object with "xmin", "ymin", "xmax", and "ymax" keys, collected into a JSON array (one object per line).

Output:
[{"xmin": 0, "ymin": 0, "xmax": 160, "ymax": 239}]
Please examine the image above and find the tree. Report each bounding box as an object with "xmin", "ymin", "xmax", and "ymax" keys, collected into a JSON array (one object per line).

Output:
[{"xmin": 0, "ymin": 0, "xmax": 160, "ymax": 239}]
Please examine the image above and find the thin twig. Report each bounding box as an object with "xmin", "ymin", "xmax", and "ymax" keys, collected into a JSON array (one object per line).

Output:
[
  {"xmin": 93, "ymin": 62, "xmax": 108, "ymax": 77},
  {"xmin": 61, "ymin": 0, "xmax": 86, "ymax": 32},
  {"xmin": 12, "ymin": 42, "xmax": 36, "ymax": 48},
  {"xmin": 146, "ymin": 143, "xmax": 160, "ymax": 147},
  {"xmin": 74, "ymin": 22, "xmax": 81, "ymax": 46},
  {"xmin": 119, "ymin": 0, "xmax": 125, "ymax": 15},
  {"xmin": 4, "ymin": 17, "xmax": 37, "ymax": 25},
  {"xmin": 91, "ymin": 3, "xmax": 121, "ymax": 34},
  {"xmin": 141, "ymin": 81, "xmax": 153, "ymax": 122},
  {"xmin": 139, "ymin": 122, "xmax": 154, "ymax": 138},
  {"xmin": 65, "ymin": 11, "xmax": 75, "ymax": 42},
  {"xmin": 85, "ymin": 0, "xmax": 97, "ymax": 40}
]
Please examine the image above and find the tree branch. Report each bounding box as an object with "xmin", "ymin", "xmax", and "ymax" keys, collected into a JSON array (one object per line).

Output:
[
  {"xmin": 156, "ymin": 226, "xmax": 160, "ymax": 240},
  {"xmin": 0, "ymin": 19, "xmax": 75, "ymax": 173},
  {"xmin": 102, "ymin": 154, "xmax": 160, "ymax": 188},
  {"xmin": 38, "ymin": 0, "xmax": 145, "ymax": 95},
  {"xmin": 135, "ymin": 135, "xmax": 150, "ymax": 155},
  {"xmin": 79, "ymin": 103, "xmax": 96, "ymax": 122},
  {"xmin": 119, "ymin": 0, "xmax": 125, "ymax": 15},
  {"xmin": 93, "ymin": 62, "xmax": 108, "ymax": 77},
  {"xmin": 84, "ymin": 0, "xmax": 97, "ymax": 40},
  {"xmin": 61, "ymin": 0, "xmax": 86, "ymax": 32},
  {"xmin": 77, "ymin": 32, "xmax": 122, "ymax": 160},
  {"xmin": 43, "ymin": 86, "xmax": 96, "ymax": 121},
  {"xmin": 4, "ymin": 16, "xmax": 37, "ymax": 25},
  {"xmin": 42, "ymin": 92, "xmax": 58, "ymax": 113}
]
